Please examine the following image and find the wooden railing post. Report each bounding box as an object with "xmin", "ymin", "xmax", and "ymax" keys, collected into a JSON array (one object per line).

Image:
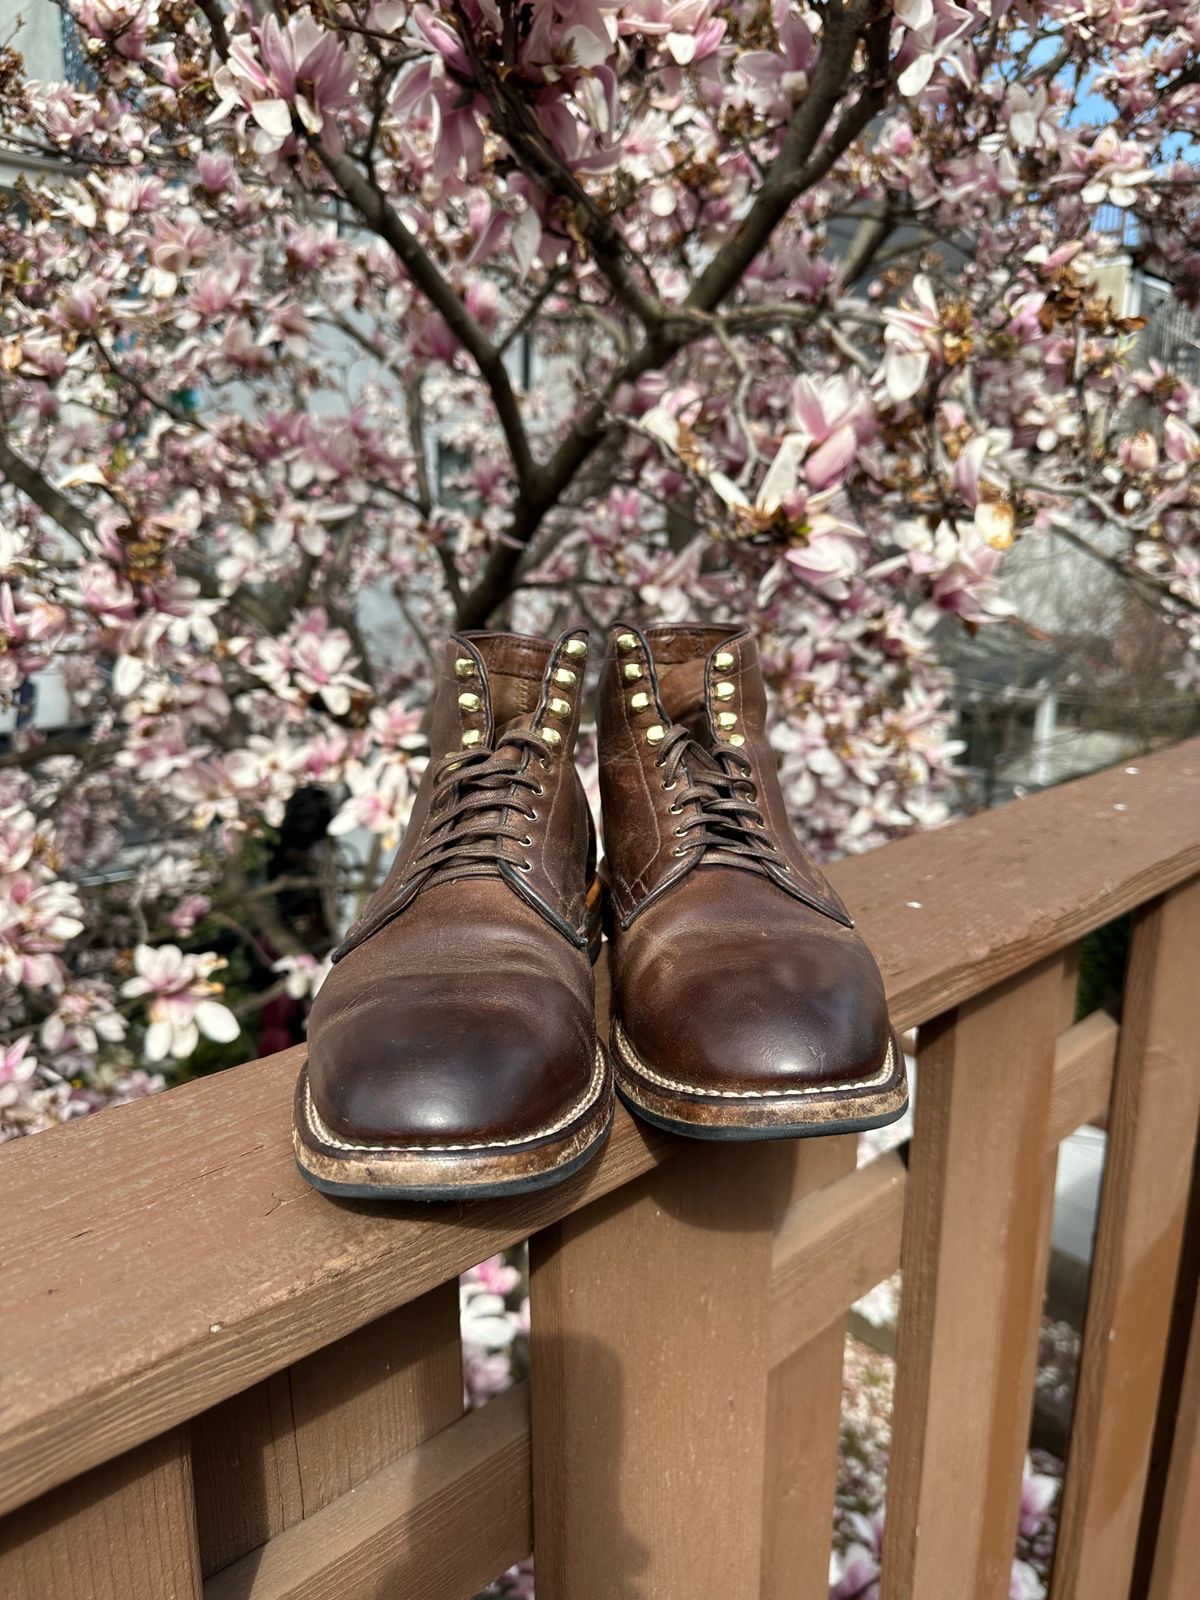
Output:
[
  {"xmin": 529, "ymin": 1135, "xmax": 794, "ymax": 1598},
  {"xmin": 0, "ymin": 1429, "xmax": 201, "ymax": 1599},
  {"xmin": 1145, "ymin": 1278, "xmax": 1200, "ymax": 1600},
  {"xmin": 190, "ymin": 1283, "xmax": 463, "ymax": 1578},
  {"xmin": 760, "ymin": 1134, "xmax": 857, "ymax": 1600},
  {"xmin": 1051, "ymin": 880, "xmax": 1200, "ymax": 1600},
  {"xmin": 881, "ymin": 958, "xmax": 1064, "ymax": 1600}
]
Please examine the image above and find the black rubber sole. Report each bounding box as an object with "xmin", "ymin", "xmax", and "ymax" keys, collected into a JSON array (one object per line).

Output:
[{"xmin": 294, "ymin": 1107, "xmax": 615, "ymax": 1202}]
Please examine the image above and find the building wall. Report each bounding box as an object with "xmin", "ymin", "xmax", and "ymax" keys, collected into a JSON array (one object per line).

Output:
[{"xmin": 2, "ymin": 0, "xmax": 65, "ymax": 84}]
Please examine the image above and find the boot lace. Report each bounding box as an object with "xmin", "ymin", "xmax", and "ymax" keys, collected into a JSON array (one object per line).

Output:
[
  {"xmin": 654, "ymin": 724, "xmax": 786, "ymax": 876},
  {"xmin": 410, "ymin": 729, "xmax": 553, "ymax": 880}
]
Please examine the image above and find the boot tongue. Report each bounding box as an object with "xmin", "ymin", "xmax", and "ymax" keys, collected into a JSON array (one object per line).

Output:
[
  {"xmin": 493, "ymin": 709, "xmax": 536, "ymax": 756},
  {"xmin": 657, "ymin": 657, "xmax": 710, "ymax": 744}
]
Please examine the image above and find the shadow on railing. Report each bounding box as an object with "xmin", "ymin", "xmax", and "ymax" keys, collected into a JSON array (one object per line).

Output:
[{"xmin": 1, "ymin": 740, "xmax": 1198, "ymax": 1600}]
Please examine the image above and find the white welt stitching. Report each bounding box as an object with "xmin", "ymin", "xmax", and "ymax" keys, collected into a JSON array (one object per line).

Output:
[
  {"xmin": 613, "ymin": 1019, "xmax": 897, "ymax": 1099},
  {"xmin": 302, "ymin": 1042, "xmax": 609, "ymax": 1154}
]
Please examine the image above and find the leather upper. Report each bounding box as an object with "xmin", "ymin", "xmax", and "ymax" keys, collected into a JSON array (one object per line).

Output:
[
  {"xmin": 598, "ymin": 623, "xmax": 892, "ymax": 1093},
  {"xmin": 306, "ymin": 629, "xmax": 599, "ymax": 1147}
]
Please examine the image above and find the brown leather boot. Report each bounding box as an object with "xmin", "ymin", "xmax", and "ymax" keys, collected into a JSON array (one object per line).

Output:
[
  {"xmin": 295, "ymin": 629, "xmax": 613, "ymax": 1199},
  {"xmin": 598, "ymin": 623, "xmax": 906, "ymax": 1139}
]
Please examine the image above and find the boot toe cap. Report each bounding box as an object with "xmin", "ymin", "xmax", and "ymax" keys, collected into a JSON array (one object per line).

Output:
[
  {"xmin": 307, "ymin": 976, "xmax": 597, "ymax": 1150},
  {"xmin": 621, "ymin": 924, "xmax": 892, "ymax": 1097}
]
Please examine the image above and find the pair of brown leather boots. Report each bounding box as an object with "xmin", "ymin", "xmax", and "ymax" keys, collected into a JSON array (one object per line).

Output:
[{"xmin": 294, "ymin": 624, "xmax": 906, "ymax": 1200}]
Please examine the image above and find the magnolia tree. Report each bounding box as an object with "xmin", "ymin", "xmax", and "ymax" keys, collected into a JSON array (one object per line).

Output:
[{"xmin": 1, "ymin": 0, "xmax": 1198, "ymax": 1135}]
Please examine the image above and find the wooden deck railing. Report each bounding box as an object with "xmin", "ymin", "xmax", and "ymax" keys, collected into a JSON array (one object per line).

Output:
[{"xmin": 2, "ymin": 740, "xmax": 1199, "ymax": 1600}]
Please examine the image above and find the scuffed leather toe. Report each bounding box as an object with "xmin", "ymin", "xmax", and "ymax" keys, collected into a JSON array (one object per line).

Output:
[
  {"xmin": 306, "ymin": 882, "xmax": 597, "ymax": 1150},
  {"xmin": 617, "ymin": 875, "xmax": 891, "ymax": 1095}
]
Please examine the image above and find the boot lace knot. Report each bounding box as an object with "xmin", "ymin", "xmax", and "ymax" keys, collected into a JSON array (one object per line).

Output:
[
  {"xmin": 410, "ymin": 729, "xmax": 555, "ymax": 879},
  {"xmin": 653, "ymin": 724, "xmax": 785, "ymax": 875}
]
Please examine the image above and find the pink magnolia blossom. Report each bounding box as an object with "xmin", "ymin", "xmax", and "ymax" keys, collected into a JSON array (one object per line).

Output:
[
  {"xmin": 879, "ymin": 275, "xmax": 943, "ymax": 404},
  {"xmin": 0, "ymin": 1036, "xmax": 39, "ymax": 1114},
  {"xmin": 215, "ymin": 15, "xmax": 357, "ymax": 154},
  {"xmin": 1075, "ymin": 127, "xmax": 1152, "ymax": 208},
  {"xmin": 121, "ymin": 945, "xmax": 240, "ymax": 1061},
  {"xmin": 738, "ymin": 0, "xmax": 815, "ymax": 109},
  {"xmin": 329, "ymin": 754, "xmax": 423, "ymax": 847},
  {"xmin": 271, "ymin": 953, "xmax": 329, "ymax": 1000},
  {"xmin": 40, "ymin": 982, "xmax": 126, "ymax": 1057}
]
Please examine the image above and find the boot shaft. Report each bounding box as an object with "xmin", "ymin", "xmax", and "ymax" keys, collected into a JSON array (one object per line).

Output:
[
  {"xmin": 597, "ymin": 623, "xmax": 852, "ymax": 929},
  {"xmin": 337, "ymin": 628, "xmax": 595, "ymax": 961}
]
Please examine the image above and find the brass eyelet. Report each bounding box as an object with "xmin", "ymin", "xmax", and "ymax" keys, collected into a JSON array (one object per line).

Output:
[
  {"xmin": 673, "ymin": 825, "xmax": 687, "ymax": 837},
  {"xmin": 673, "ymin": 845, "xmax": 688, "ymax": 857},
  {"xmin": 531, "ymin": 781, "xmax": 544, "ymax": 795},
  {"xmin": 668, "ymin": 802, "xmax": 682, "ymax": 814},
  {"xmin": 519, "ymin": 835, "xmax": 533, "ymax": 848},
  {"xmin": 519, "ymin": 860, "xmax": 534, "ymax": 872},
  {"xmin": 662, "ymin": 779, "xmax": 676, "ymax": 792}
]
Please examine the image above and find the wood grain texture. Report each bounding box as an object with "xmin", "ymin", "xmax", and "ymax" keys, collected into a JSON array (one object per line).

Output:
[
  {"xmin": 1, "ymin": 739, "xmax": 1195, "ymax": 1516},
  {"xmin": 0, "ymin": 1428, "xmax": 200, "ymax": 1600},
  {"xmin": 1133, "ymin": 1132, "xmax": 1200, "ymax": 1600},
  {"xmin": 203, "ymin": 1382, "xmax": 531, "ymax": 1600},
  {"xmin": 761, "ymin": 1135, "xmax": 856, "ymax": 1600},
  {"xmin": 529, "ymin": 1139, "xmax": 795, "ymax": 1599},
  {"xmin": 192, "ymin": 1282, "xmax": 462, "ymax": 1576},
  {"xmin": 1045, "ymin": 1010, "xmax": 1119, "ymax": 1145},
  {"xmin": 766, "ymin": 1010, "xmax": 1117, "ymax": 1370},
  {"xmin": 1051, "ymin": 883, "xmax": 1200, "ymax": 1600},
  {"xmin": 836, "ymin": 741, "xmax": 1200, "ymax": 1034},
  {"xmin": 0, "ymin": 1082, "xmax": 668, "ymax": 1519},
  {"xmin": 191, "ymin": 1006, "xmax": 1115, "ymax": 1600},
  {"xmin": 191, "ymin": 1373, "xmax": 303, "ymax": 1579},
  {"xmin": 769, "ymin": 1147, "xmax": 906, "ymax": 1367},
  {"xmin": 881, "ymin": 960, "xmax": 1064, "ymax": 1600},
  {"xmin": 1145, "ymin": 1282, "xmax": 1200, "ymax": 1600},
  {"xmin": 1059, "ymin": 944, "xmax": 1082, "ymax": 1031}
]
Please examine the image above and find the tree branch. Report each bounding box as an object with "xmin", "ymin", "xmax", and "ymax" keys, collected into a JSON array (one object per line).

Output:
[
  {"xmin": 686, "ymin": 2, "xmax": 891, "ymax": 315},
  {"xmin": 0, "ymin": 432, "xmax": 88, "ymax": 539},
  {"xmin": 194, "ymin": 0, "xmax": 229, "ymax": 59},
  {"xmin": 0, "ymin": 733, "xmax": 120, "ymax": 771},
  {"xmin": 839, "ymin": 204, "xmax": 896, "ymax": 285},
  {"xmin": 457, "ymin": 5, "xmax": 894, "ymax": 625},
  {"xmin": 190, "ymin": 3, "xmax": 538, "ymax": 495},
  {"xmin": 448, "ymin": 0, "xmax": 667, "ymax": 333},
  {"xmin": 309, "ymin": 138, "xmax": 537, "ymax": 491},
  {"xmin": 1046, "ymin": 515, "xmax": 1200, "ymax": 620}
]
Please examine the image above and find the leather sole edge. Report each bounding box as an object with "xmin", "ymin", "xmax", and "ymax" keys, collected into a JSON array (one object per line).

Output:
[
  {"xmin": 293, "ymin": 1042, "xmax": 614, "ymax": 1201},
  {"xmin": 611, "ymin": 1017, "xmax": 909, "ymax": 1139}
]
